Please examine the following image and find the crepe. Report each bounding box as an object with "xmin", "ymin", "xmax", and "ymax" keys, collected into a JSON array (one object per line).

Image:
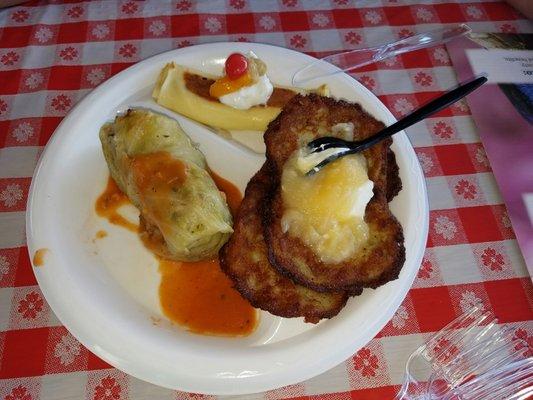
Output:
[
  {"xmin": 99, "ymin": 109, "xmax": 233, "ymax": 261},
  {"xmin": 153, "ymin": 63, "xmax": 286, "ymax": 131},
  {"xmin": 152, "ymin": 63, "xmax": 331, "ymax": 132}
]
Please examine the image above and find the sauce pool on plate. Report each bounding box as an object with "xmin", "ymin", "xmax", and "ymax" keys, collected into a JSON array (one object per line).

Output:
[
  {"xmin": 95, "ymin": 230, "xmax": 107, "ymax": 239},
  {"xmin": 95, "ymin": 160, "xmax": 257, "ymax": 336},
  {"xmin": 33, "ymin": 248, "xmax": 49, "ymax": 267},
  {"xmin": 95, "ymin": 178, "xmax": 138, "ymax": 233},
  {"xmin": 159, "ymin": 258, "xmax": 256, "ymax": 336}
]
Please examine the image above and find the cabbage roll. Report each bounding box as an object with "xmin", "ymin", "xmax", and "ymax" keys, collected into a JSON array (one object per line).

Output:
[{"xmin": 99, "ymin": 109, "xmax": 233, "ymax": 261}]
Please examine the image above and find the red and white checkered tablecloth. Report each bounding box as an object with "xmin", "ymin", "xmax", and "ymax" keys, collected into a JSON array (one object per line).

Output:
[{"xmin": 0, "ymin": 0, "xmax": 532, "ymax": 399}]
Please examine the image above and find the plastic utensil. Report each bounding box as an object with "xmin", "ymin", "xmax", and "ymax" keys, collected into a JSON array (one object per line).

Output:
[
  {"xmin": 292, "ymin": 24, "xmax": 471, "ymax": 86},
  {"xmin": 395, "ymin": 305, "xmax": 532, "ymax": 400},
  {"xmin": 303, "ymin": 76, "xmax": 487, "ymax": 175}
]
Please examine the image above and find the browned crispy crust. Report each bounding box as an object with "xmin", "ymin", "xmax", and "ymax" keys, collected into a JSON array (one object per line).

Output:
[
  {"xmin": 263, "ymin": 94, "xmax": 405, "ymax": 292},
  {"xmin": 386, "ymin": 147, "xmax": 402, "ymax": 202},
  {"xmin": 219, "ymin": 163, "xmax": 349, "ymax": 323}
]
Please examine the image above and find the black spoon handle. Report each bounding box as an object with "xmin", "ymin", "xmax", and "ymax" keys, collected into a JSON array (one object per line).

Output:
[{"xmin": 352, "ymin": 75, "xmax": 487, "ymax": 153}]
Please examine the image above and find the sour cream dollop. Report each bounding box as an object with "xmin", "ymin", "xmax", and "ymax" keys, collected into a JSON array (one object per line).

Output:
[{"xmin": 219, "ymin": 74, "xmax": 274, "ymax": 110}]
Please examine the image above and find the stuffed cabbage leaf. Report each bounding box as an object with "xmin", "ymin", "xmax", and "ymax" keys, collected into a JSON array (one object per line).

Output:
[{"xmin": 99, "ymin": 109, "xmax": 233, "ymax": 261}]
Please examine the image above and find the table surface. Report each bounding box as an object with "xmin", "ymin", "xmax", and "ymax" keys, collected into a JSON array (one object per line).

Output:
[{"xmin": 0, "ymin": 1, "xmax": 532, "ymax": 399}]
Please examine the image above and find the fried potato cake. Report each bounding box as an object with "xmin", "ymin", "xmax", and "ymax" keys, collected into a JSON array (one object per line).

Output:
[
  {"xmin": 263, "ymin": 94, "xmax": 405, "ymax": 293},
  {"xmin": 386, "ymin": 147, "xmax": 402, "ymax": 202},
  {"xmin": 220, "ymin": 163, "xmax": 350, "ymax": 323}
]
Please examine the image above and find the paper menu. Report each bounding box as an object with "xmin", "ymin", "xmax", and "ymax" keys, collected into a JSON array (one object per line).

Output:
[
  {"xmin": 466, "ymin": 49, "xmax": 533, "ymax": 84},
  {"xmin": 447, "ymin": 34, "xmax": 533, "ymax": 278}
]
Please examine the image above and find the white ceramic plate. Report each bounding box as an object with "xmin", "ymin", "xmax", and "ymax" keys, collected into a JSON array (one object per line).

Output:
[{"xmin": 26, "ymin": 42, "xmax": 428, "ymax": 395}]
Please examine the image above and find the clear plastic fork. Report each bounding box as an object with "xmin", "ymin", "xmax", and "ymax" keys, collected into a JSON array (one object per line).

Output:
[
  {"xmin": 395, "ymin": 305, "xmax": 532, "ymax": 400},
  {"xmin": 444, "ymin": 357, "xmax": 533, "ymax": 400},
  {"xmin": 292, "ymin": 24, "xmax": 471, "ymax": 86}
]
